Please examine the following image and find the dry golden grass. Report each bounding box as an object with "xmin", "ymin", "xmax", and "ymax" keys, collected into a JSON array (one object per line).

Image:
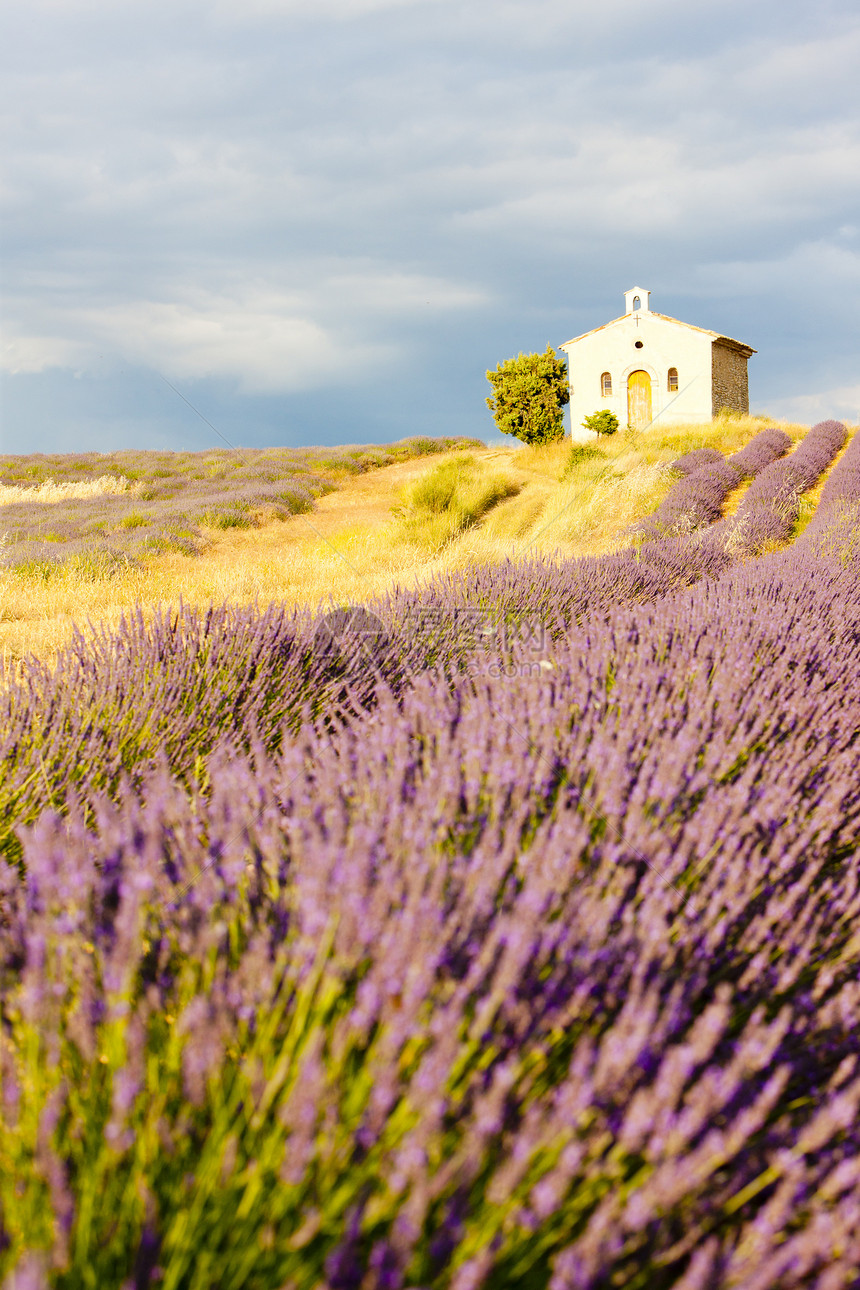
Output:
[
  {"xmin": 0, "ymin": 417, "xmax": 827, "ymax": 668},
  {"xmin": 0, "ymin": 475, "xmax": 135, "ymax": 505},
  {"xmin": 440, "ymin": 415, "xmax": 810, "ymax": 561}
]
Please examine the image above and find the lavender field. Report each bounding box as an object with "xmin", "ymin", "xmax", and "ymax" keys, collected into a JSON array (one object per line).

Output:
[
  {"xmin": 0, "ymin": 439, "xmax": 478, "ymax": 574},
  {"xmin": 2, "ymin": 421, "xmax": 860, "ymax": 1288}
]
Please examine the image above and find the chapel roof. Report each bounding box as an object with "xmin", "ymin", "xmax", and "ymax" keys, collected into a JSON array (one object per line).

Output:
[{"xmin": 560, "ymin": 311, "xmax": 755, "ymax": 357}]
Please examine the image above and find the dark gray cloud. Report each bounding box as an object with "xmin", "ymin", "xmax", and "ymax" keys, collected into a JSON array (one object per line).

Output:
[{"xmin": 3, "ymin": 0, "xmax": 859, "ymax": 452}]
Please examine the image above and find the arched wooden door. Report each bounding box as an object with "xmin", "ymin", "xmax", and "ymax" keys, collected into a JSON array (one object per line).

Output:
[{"xmin": 627, "ymin": 370, "xmax": 652, "ymax": 430}]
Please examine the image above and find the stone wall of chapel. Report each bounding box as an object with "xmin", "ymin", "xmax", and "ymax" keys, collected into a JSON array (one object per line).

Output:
[{"xmin": 711, "ymin": 343, "xmax": 750, "ymax": 416}]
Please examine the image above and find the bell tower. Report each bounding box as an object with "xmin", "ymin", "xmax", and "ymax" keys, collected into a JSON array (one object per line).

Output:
[{"xmin": 624, "ymin": 286, "xmax": 651, "ymax": 315}]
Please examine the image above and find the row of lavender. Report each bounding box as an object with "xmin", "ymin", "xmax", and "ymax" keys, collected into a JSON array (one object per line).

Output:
[
  {"xmin": 707, "ymin": 418, "xmax": 849, "ymax": 556},
  {"xmin": 638, "ymin": 426, "xmax": 792, "ymax": 538},
  {"xmin": 628, "ymin": 419, "xmax": 846, "ymax": 571},
  {"xmin": 621, "ymin": 418, "xmax": 849, "ymax": 586},
  {"xmin": 1, "ymin": 424, "xmax": 859, "ymax": 1287}
]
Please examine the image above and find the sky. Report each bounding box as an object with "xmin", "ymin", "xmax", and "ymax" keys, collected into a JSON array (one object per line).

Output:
[{"xmin": 2, "ymin": 0, "xmax": 859, "ymax": 454}]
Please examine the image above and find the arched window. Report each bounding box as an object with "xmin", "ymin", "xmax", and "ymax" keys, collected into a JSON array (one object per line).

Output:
[
  {"xmin": 601, "ymin": 372, "xmax": 612, "ymax": 397},
  {"xmin": 632, "ymin": 296, "xmax": 641, "ymax": 311},
  {"xmin": 667, "ymin": 367, "xmax": 679, "ymax": 392}
]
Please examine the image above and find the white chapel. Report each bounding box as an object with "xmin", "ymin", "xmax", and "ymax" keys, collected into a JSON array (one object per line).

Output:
[{"xmin": 560, "ymin": 288, "xmax": 755, "ymax": 440}]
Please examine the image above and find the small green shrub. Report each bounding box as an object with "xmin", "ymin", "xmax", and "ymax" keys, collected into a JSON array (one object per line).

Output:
[
  {"xmin": 405, "ymin": 437, "xmax": 445, "ymax": 456},
  {"xmin": 582, "ymin": 410, "xmax": 620, "ymax": 437},
  {"xmin": 305, "ymin": 479, "xmax": 336, "ymax": 498},
  {"xmin": 562, "ymin": 443, "xmax": 605, "ymax": 477},
  {"xmin": 140, "ymin": 531, "xmax": 204, "ymax": 556},
  {"xmin": 138, "ymin": 486, "xmax": 177, "ymax": 501},
  {"xmin": 200, "ymin": 504, "xmax": 255, "ymax": 530},
  {"xmin": 217, "ymin": 512, "xmax": 254, "ymax": 530},
  {"xmin": 274, "ymin": 489, "xmax": 314, "ymax": 515}
]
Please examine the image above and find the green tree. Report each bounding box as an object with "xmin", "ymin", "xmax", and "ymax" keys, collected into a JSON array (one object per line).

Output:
[
  {"xmin": 485, "ymin": 345, "xmax": 570, "ymax": 446},
  {"xmin": 581, "ymin": 409, "xmax": 619, "ymax": 437}
]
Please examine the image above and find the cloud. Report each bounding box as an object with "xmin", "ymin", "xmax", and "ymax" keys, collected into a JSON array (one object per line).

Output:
[
  {"xmin": 764, "ymin": 384, "xmax": 860, "ymax": 425},
  {"xmin": 81, "ymin": 293, "xmax": 362, "ymax": 392},
  {"xmin": 1, "ymin": 334, "xmax": 92, "ymax": 376},
  {"xmin": 692, "ymin": 240, "xmax": 860, "ymax": 302},
  {"xmin": 2, "ymin": 271, "xmax": 488, "ymax": 391},
  {"xmin": 442, "ymin": 22, "xmax": 860, "ymax": 249}
]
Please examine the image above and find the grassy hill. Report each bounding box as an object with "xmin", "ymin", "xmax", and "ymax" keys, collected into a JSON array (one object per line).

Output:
[{"xmin": 0, "ymin": 415, "xmax": 819, "ymax": 665}]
